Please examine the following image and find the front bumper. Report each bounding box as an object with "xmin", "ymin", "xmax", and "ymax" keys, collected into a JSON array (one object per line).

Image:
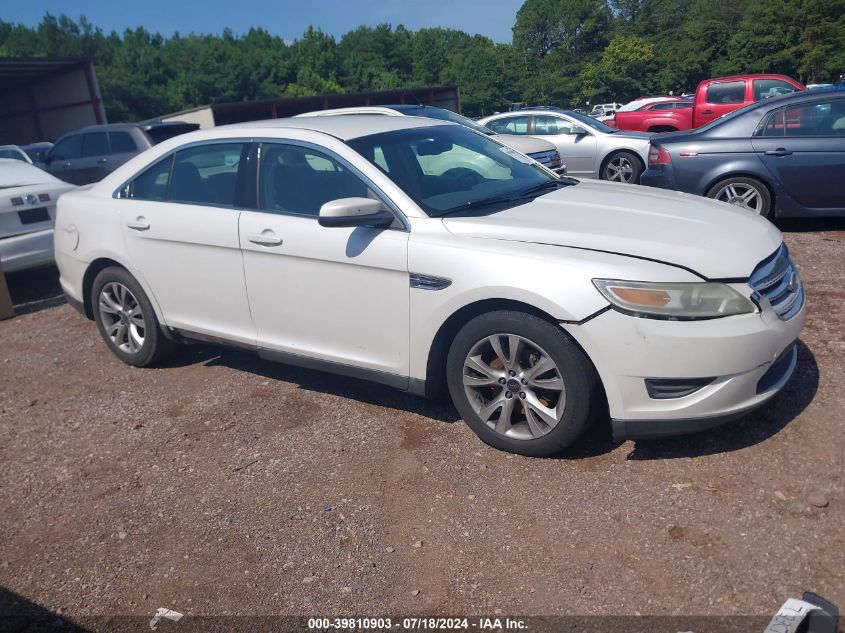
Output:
[
  {"xmin": 562, "ymin": 300, "xmax": 806, "ymax": 440},
  {"xmin": 0, "ymin": 228, "xmax": 54, "ymax": 273}
]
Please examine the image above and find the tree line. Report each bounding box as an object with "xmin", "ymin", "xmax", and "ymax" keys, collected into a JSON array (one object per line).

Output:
[{"xmin": 1, "ymin": 0, "xmax": 843, "ymax": 122}]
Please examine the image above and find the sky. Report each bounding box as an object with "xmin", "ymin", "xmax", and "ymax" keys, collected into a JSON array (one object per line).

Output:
[{"xmin": 3, "ymin": 0, "xmax": 523, "ymax": 43}]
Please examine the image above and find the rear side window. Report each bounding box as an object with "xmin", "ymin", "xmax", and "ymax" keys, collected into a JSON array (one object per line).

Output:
[
  {"xmin": 127, "ymin": 143, "xmax": 246, "ymax": 205},
  {"xmin": 82, "ymin": 132, "xmax": 110, "ymax": 158},
  {"xmin": 50, "ymin": 135, "xmax": 83, "ymax": 161},
  {"xmin": 648, "ymin": 103, "xmax": 676, "ymax": 111},
  {"xmin": 706, "ymin": 81, "xmax": 746, "ymax": 104},
  {"xmin": 129, "ymin": 156, "xmax": 173, "ymax": 201},
  {"xmin": 110, "ymin": 132, "xmax": 138, "ymax": 154},
  {"xmin": 169, "ymin": 144, "xmax": 246, "ymax": 206},
  {"xmin": 761, "ymin": 110, "xmax": 785, "ymax": 136},
  {"xmin": 259, "ymin": 143, "xmax": 369, "ymax": 217},
  {"xmin": 753, "ymin": 79, "xmax": 799, "ymax": 101},
  {"xmin": 487, "ymin": 116, "xmax": 529, "ymax": 134}
]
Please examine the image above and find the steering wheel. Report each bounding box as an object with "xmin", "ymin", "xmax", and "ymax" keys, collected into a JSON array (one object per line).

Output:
[{"xmin": 442, "ymin": 167, "xmax": 484, "ymax": 191}]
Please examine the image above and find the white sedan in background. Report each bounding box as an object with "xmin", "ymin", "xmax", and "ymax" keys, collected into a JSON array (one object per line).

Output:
[
  {"xmin": 55, "ymin": 116, "xmax": 803, "ymax": 456},
  {"xmin": 0, "ymin": 159, "xmax": 76, "ymax": 273},
  {"xmin": 478, "ymin": 108, "xmax": 652, "ymax": 183}
]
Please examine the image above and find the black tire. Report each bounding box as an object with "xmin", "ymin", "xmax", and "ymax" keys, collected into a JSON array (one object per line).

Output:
[
  {"xmin": 446, "ymin": 310, "xmax": 599, "ymax": 457},
  {"xmin": 90, "ymin": 266, "xmax": 174, "ymax": 367},
  {"xmin": 705, "ymin": 176, "xmax": 773, "ymax": 218},
  {"xmin": 601, "ymin": 151, "xmax": 643, "ymax": 183}
]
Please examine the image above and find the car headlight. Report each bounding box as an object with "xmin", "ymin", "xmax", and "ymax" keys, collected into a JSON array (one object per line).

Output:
[{"xmin": 592, "ymin": 279, "xmax": 757, "ymax": 320}]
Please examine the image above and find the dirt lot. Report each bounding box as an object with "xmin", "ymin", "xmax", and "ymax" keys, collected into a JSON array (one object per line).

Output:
[{"xmin": 1, "ymin": 220, "xmax": 843, "ymax": 627}]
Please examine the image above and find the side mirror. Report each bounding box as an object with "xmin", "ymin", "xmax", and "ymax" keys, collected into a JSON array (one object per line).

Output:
[
  {"xmin": 318, "ymin": 197, "xmax": 394, "ymax": 228},
  {"xmin": 569, "ymin": 126, "xmax": 588, "ymax": 136}
]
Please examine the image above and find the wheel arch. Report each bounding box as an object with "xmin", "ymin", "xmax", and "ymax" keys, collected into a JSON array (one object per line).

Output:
[
  {"xmin": 422, "ymin": 298, "xmax": 598, "ymax": 400},
  {"xmin": 81, "ymin": 257, "xmax": 168, "ymax": 329},
  {"xmin": 599, "ymin": 148, "xmax": 646, "ymax": 179}
]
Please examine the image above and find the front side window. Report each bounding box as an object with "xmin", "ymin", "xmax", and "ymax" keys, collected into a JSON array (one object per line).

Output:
[
  {"xmin": 753, "ymin": 79, "xmax": 799, "ymax": 101},
  {"xmin": 348, "ymin": 124, "xmax": 565, "ymax": 217},
  {"xmin": 259, "ymin": 144, "xmax": 370, "ymax": 217},
  {"xmin": 486, "ymin": 116, "xmax": 529, "ymax": 135},
  {"xmin": 706, "ymin": 81, "xmax": 746, "ymax": 104},
  {"xmin": 533, "ymin": 115, "xmax": 574, "ymax": 135},
  {"xmin": 82, "ymin": 132, "xmax": 109, "ymax": 158},
  {"xmin": 49, "ymin": 135, "xmax": 83, "ymax": 161}
]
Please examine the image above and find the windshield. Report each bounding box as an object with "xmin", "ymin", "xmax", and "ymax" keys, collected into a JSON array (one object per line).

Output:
[
  {"xmin": 564, "ymin": 110, "xmax": 617, "ymax": 133},
  {"xmin": 347, "ymin": 124, "xmax": 566, "ymax": 218},
  {"xmin": 406, "ymin": 107, "xmax": 493, "ymax": 135}
]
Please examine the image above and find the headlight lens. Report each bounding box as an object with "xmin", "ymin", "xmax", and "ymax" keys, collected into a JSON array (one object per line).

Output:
[{"xmin": 592, "ymin": 279, "xmax": 757, "ymax": 320}]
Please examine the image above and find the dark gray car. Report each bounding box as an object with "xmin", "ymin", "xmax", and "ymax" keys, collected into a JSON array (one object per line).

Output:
[
  {"xmin": 641, "ymin": 89, "xmax": 845, "ymax": 218},
  {"xmin": 43, "ymin": 122, "xmax": 199, "ymax": 185}
]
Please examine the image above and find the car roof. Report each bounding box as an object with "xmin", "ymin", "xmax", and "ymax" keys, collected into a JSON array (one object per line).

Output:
[{"xmin": 222, "ymin": 114, "xmax": 448, "ymax": 140}]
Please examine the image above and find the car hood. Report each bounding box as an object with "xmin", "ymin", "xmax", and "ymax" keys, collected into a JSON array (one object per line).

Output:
[
  {"xmin": 441, "ymin": 180, "xmax": 782, "ymax": 279},
  {"xmin": 493, "ymin": 134, "xmax": 556, "ymax": 155}
]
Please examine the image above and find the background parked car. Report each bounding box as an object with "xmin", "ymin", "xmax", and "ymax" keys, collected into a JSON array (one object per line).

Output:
[
  {"xmin": 613, "ymin": 97, "xmax": 695, "ymax": 132},
  {"xmin": 43, "ymin": 121, "xmax": 200, "ymax": 185},
  {"xmin": 0, "ymin": 159, "xmax": 76, "ymax": 273},
  {"xmin": 478, "ymin": 108, "xmax": 651, "ymax": 183},
  {"xmin": 0, "ymin": 145, "xmax": 32, "ymax": 163},
  {"xmin": 21, "ymin": 142, "xmax": 53, "ymax": 165},
  {"xmin": 296, "ymin": 105, "xmax": 565, "ymax": 174},
  {"xmin": 641, "ymin": 90, "xmax": 845, "ymax": 218}
]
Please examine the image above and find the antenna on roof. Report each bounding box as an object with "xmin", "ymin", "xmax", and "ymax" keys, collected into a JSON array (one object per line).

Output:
[{"xmin": 407, "ymin": 89, "xmax": 425, "ymax": 108}]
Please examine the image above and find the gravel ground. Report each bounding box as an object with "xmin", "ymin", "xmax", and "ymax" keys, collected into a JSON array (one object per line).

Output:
[{"xmin": 0, "ymin": 220, "xmax": 843, "ymax": 626}]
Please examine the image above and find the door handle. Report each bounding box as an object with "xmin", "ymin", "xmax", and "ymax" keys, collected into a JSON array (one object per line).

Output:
[
  {"xmin": 702, "ymin": 109, "xmax": 713, "ymax": 115},
  {"xmin": 97, "ymin": 158, "xmax": 108, "ymax": 164},
  {"xmin": 249, "ymin": 233, "xmax": 282, "ymax": 247},
  {"xmin": 127, "ymin": 218, "xmax": 150, "ymax": 231},
  {"xmin": 764, "ymin": 148, "xmax": 792, "ymax": 157},
  {"xmin": 61, "ymin": 162, "xmax": 71, "ymax": 168}
]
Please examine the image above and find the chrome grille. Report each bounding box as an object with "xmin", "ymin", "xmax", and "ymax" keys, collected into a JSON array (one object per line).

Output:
[
  {"xmin": 748, "ymin": 244, "xmax": 804, "ymax": 320},
  {"xmin": 527, "ymin": 149, "xmax": 560, "ymax": 169}
]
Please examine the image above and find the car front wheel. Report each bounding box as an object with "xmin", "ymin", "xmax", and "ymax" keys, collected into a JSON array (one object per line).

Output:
[
  {"xmin": 446, "ymin": 311, "xmax": 599, "ymax": 456},
  {"xmin": 601, "ymin": 151, "xmax": 643, "ymax": 183},
  {"xmin": 91, "ymin": 266, "xmax": 173, "ymax": 367}
]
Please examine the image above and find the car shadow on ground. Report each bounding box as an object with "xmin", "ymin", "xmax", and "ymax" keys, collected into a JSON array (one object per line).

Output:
[
  {"xmin": 776, "ymin": 217, "xmax": 845, "ymax": 234},
  {"xmin": 0, "ymin": 586, "xmax": 87, "ymax": 632},
  {"xmin": 164, "ymin": 338, "xmax": 818, "ymax": 461},
  {"xmin": 3, "ymin": 265, "xmax": 66, "ymax": 315}
]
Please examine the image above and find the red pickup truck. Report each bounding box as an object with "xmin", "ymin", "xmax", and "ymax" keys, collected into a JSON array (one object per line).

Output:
[{"xmin": 613, "ymin": 74, "xmax": 805, "ymax": 132}]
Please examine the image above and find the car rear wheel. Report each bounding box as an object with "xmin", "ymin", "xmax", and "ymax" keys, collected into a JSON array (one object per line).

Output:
[
  {"xmin": 446, "ymin": 311, "xmax": 599, "ymax": 457},
  {"xmin": 91, "ymin": 266, "xmax": 173, "ymax": 367},
  {"xmin": 706, "ymin": 177, "xmax": 772, "ymax": 218},
  {"xmin": 601, "ymin": 151, "xmax": 643, "ymax": 183}
]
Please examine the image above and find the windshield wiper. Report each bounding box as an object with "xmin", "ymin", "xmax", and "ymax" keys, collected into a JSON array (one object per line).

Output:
[
  {"xmin": 437, "ymin": 179, "xmax": 574, "ymax": 217},
  {"xmin": 512, "ymin": 179, "xmax": 572, "ymax": 198}
]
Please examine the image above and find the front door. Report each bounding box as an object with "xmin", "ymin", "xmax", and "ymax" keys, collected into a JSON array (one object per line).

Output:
[
  {"xmin": 753, "ymin": 98, "xmax": 845, "ymax": 213},
  {"xmin": 119, "ymin": 141, "xmax": 255, "ymax": 344},
  {"xmin": 531, "ymin": 114, "xmax": 597, "ymax": 177},
  {"xmin": 239, "ymin": 141, "xmax": 410, "ymax": 381}
]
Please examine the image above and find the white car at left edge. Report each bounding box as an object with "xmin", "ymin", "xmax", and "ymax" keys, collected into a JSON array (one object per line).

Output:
[{"xmin": 0, "ymin": 159, "xmax": 76, "ymax": 273}]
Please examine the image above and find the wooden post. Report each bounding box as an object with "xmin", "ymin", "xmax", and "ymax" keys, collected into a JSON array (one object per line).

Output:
[{"xmin": 0, "ymin": 259, "xmax": 15, "ymax": 320}]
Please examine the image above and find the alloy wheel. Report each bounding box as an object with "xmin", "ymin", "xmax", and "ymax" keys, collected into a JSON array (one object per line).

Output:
[
  {"xmin": 98, "ymin": 282, "xmax": 146, "ymax": 354},
  {"xmin": 462, "ymin": 333, "xmax": 566, "ymax": 440},
  {"xmin": 604, "ymin": 156, "xmax": 635, "ymax": 182},
  {"xmin": 713, "ymin": 182, "xmax": 763, "ymax": 213}
]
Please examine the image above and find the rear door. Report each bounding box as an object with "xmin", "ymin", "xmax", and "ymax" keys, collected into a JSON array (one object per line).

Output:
[
  {"xmin": 119, "ymin": 141, "xmax": 255, "ymax": 343},
  {"xmin": 44, "ymin": 134, "xmax": 85, "ymax": 184},
  {"xmin": 753, "ymin": 97, "xmax": 845, "ymax": 213},
  {"xmin": 696, "ymin": 80, "xmax": 746, "ymax": 127},
  {"xmin": 531, "ymin": 114, "xmax": 597, "ymax": 177},
  {"xmin": 107, "ymin": 131, "xmax": 141, "ymax": 173},
  {"xmin": 79, "ymin": 132, "xmax": 112, "ymax": 184}
]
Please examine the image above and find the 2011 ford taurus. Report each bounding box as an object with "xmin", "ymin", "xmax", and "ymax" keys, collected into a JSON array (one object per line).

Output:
[{"xmin": 54, "ymin": 116, "xmax": 805, "ymax": 456}]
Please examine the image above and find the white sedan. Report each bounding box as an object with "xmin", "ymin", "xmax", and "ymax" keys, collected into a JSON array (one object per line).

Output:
[
  {"xmin": 1, "ymin": 159, "xmax": 76, "ymax": 273},
  {"xmin": 55, "ymin": 116, "xmax": 804, "ymax": 456}
]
